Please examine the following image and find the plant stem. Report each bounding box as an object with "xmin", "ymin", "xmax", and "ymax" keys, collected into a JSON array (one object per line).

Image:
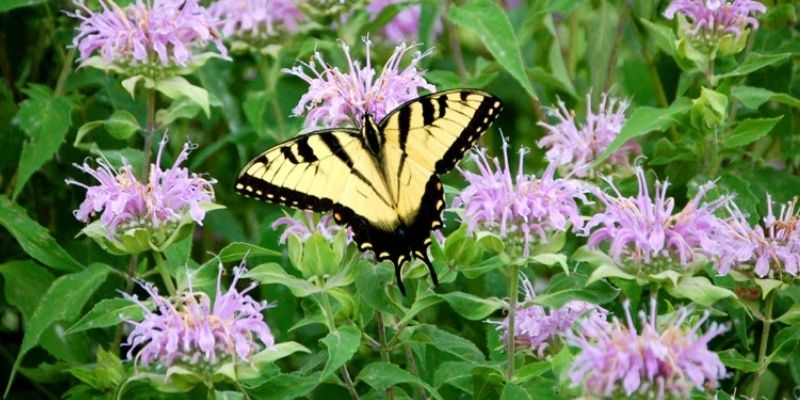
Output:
[
  {"xmin": 602, "ymin": 0, "xmax": 632, "ymax": 93},
  {"xmin": 377, "ymin": 312, "xmax": 394, "ymax": 400},
  {"xmin": 142, "ymin": 88, "xmax": 157, "ymax": 178},
  {"xmin": 403, "ymin": 342, "xmax": 426, "ymax": 400},
  {"xmin": 152, "ymin": 251, "xmax": 176, "ymax": 297},
  {"xmin": 444, "ymin": 0, "xmax": 467, "ymax": 82},
  {"xmin": 54, "ymin": 48, "xmax": 75, "ymax": 97},
  {"xmin": 319, "ymin": 293, "xmax": 360, "ymax": 400},
  {"xmin": 258, "ymin": 54, "xmax": 286, "ymax": 136},
  {"xmin": 751, "ymin": 290, "xmax": 775, "ymax": 399},
  {"xmin": 112, "ymin": 255, "xmax": 139, "ymax": 350},
  {"xmin": 506, "ymin": 264, "xmax": 521, "ymax": 380}
]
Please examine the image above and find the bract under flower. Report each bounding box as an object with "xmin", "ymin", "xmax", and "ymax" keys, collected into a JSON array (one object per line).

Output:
[{"xmin": 283, "ymin": 38, "xmax": 435, "ymax": 128}]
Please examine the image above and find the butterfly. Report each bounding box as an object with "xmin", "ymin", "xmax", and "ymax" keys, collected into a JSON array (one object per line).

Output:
[{"xmin": 236, "ymin": 89, "xmax": 503, "ymax": 294}]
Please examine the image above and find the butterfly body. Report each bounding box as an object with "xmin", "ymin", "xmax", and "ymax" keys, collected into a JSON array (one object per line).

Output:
[{"xmin": 236, "ymin": 89, "xmax": 503, "ymax": 294}]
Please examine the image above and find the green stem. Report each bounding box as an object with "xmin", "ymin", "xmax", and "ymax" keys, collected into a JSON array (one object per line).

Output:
[
  {"xmin": 142, "ymin": 88, "xmax": 157, "ymax": 178},
  {"xmin": 751, "ymin": 290, "xmax": 775, "ymax": 399},
  {"xmin": 319, "ymin": 293, "xmax": 360, "ymax": 400},
  {"xmin": 152, "ymin": 251, "xmax": 176, "ymax": 297},
  {"xmin": 377, "ymin": 312, "xmax": 394, "ymax": 400},
  {"xmin": 54, "ymin": 48, "xmax": 75, "ymax": 97},
  {"xmin": 602, "ymin": 0, "xmax": 632, "ymax": 93},
  {"xmin": 258, "ymin": 54, "xmax": 286, "ymax": 136},
  {"xmin": 506, "ymin": 264, "xmax": 521, "ymax": 380},
  {"xmin": 443, "ymin": 3, "xmax": 468, "ymax": 82},
  {"xmin": 112, "ymin": 255, "xmax": 139, "ymax": 350},
  {"xmin": 402, "ymin": 342, "xmax": 426, "ymax": 400}
]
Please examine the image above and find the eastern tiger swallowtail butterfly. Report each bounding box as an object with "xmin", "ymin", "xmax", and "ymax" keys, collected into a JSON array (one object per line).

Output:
[{"xmin": 236, "ymin": 89, "xmax": 503, "ymax": 294}]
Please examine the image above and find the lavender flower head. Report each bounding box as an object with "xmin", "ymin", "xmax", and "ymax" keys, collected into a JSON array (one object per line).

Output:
[
  {"xmin": 583, "ymin": 167, "xmax": 730, "ymax": 272},
  {"xmin": 537, "ymin": 93, "xmax": 639, "ymax": 178},
  {"xmin": 210, "ymin": 0, "xmax": 304, "ymax": 41},
  {"xmin": 69, "ymin": 0, "xmax": 228, "ymax": 70},
  {"xmin": 495, "ymin": 276, "xmax": 608, "ymax": 357},
  {"xmin": 664, "ymin": 0, "xmax": 766, "ymax": 40},
  {"xmin": 283, "ymin": 38, "xmax": 435, "ymax": 128},
  {"xmin": 124, "ymin": 263, "xmax": 274, "ymax": 368},
  {"xmin": 716, "ymin": 196, "xmax": 800, "ymax": 277},
  {"xmin": 567, "ymin": 298, "xmax": 727, "ymax": 400},
  {"xmin": 366, "ymin": 0, "xmax": 440, "ymax": 42},
  {"xmin": 66, "ymin": 137, "xmax": 216, "ymax": 236},
  {"xmin": 454, "ymin": 140, "xmax": 590, "ymax": 257},
  {"xmin": 272, "ymin": 211, "xmax": 352, "ymax": 244}
]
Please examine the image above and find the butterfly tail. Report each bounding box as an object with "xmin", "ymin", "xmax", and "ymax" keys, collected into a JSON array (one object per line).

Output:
[
  {"xmin": 416, "ymin": 251, "xmax": 438, "ymax": 287},
  {"xmin": 394, "ymin": 264, "xmax": 407, "ymax": 296}
]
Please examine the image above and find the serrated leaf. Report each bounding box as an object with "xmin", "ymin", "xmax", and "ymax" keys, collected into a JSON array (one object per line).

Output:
[
  {"xmin": 152, "ymin": 76, "xmax": 210, "ymax": 116},
  {"xmin": 0, "ymin": 260, "xmax": 54, "ymax": 319},
  {"xmin": 438, "ymin": 291, "xmax": 503, "ymax": 320},
  {"xmin": 596, "ymin": 97, "xmax": 691, "ymax": 163},
  {"xmin": 66, "ymin": 298, "xmax": 150, "ymax": 334},
  {"xmin": 356, "ymin": 361, "xmax": 443, "ymax": 400},
  {"xmin": 14, "ymin": 85, "xmax": 75, "ymax": 199},
  {"xmin": 448, "ymin": 0, "xmax": 537, "ymax": 99},
  {"xmin": 716, "ymin": 52, "xmax": 791, "ymax": 79},
  {"xmin": 319, "ymin": 325, "xmax": 361, "ymax": 380},
  {"xmin": 103, "ymin": 110, "xmax": 140, "ymax": 140},
  {"xmin": 0, "ymin": 195, "xmax": 83, "ymax": 272},
  {"xmin": 722, "ymin": 117, "xmax": 782, "ymax": 148},
  {"xmin": 5, "ymin": 264, "xmax": 110, "ymax": 397}
]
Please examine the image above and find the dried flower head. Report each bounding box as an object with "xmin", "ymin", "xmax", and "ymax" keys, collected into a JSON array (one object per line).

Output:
[
  {"xmin": 583, "ymin": 167, "xmax": 730, "ymax": 272},
  {"xmin": 664, "ymin": 0, "xmax": 766, "ymax": 39},
  {"xmin": 66, "ymin": 137, "xmax": 216, "ymax": 236},
  {"xmin": 454, "ymin": 141, "xmax": 590, "ymax": 257},
  {"xmin": 272, "ymin": 211, "xmax": 352, "ymax": 244},
  {"xmin": 124, "ymin": 263, "xmax": 274, "ymax": 367},
  {"xmin": 567, "ymin": 299, "xmax": 727, "ymax": 400},
  {"xmin": 716, "ymin": 195, "xmax": 800, "ymax": 277},
  {"xmin": 283, "ymin": 38, "xmax": 435, "ymax": 128},
  {"xmin": 495, "ymin": 276, "xmax": 608, "ymax": 357},
  {"xmin": 537, "ymin": 93, "xmax": 639, "ymax": 177},
  {"xmin": 210, "ymin": 0, "xmax": 304, "ymax": 41},
  {"xmin": 69, "ymin": 0, "xmax": 228, "ymax": 70}
]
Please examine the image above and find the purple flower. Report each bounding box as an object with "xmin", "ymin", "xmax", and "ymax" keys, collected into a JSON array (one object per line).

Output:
[
  {"xmin": 454, "ymin": 140, "xmax": 590, "ymax": 257},
  {"xmin": 537, "ymin": 92, "xmax": 639, "ymax": 177},
  {"xmin": 664, "ymin": 0, "xmax": 766, "ymax": 39},
  {"xmin": 124, "ymin": 263, "xmax": 274, "ymax": 367},
  {"xmin": 283, "ymin": 38, "xmax": 435, "ymax": 128},
  {"xmin": 210, "ymin": 0, "xmax": 304, "ymax": 41},
  {"xmin": 495, "ymin": 276, "xmax": 608, "ymax": 357},
  {"xmin": 272, "ymin": 211, "xmax": 352, "ymax": 244},
  {"xmin": 567, "ymin": 299, "xmax": 727, "ymax": 399},
  {"xmin": 66, "ymin": 137, "xmax": 216, "ymax": 235},
  {"xmin": 69, "ymin": 0, "xmax": 228, "ymax": 68},
  {"xmin": 716, "ymin": 196, "xmax": 800, "ymax": 277},
  {"xmin": 366, "ymin": 0, "xmax": 440, "ymax": 43},
  {"xmin": 583, "ymin": 167, "xmax": 730, "ymax": 270}
]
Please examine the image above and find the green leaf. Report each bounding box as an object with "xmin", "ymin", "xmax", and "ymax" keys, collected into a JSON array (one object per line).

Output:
[
  {"xmin": 356, "ymin": 362, "xmax": 443, "ymax": 400},
  {"xmin": 596, "ymin": 97, "xmax": 691, "ymax": 163},
  {"xmin": 5, "ymin": 264, "xmax": 110, "ymax": 397},
  {"xmin": 448, "ymin": 0, "xmax": 537, "ymax": 99},
  {"xmin": 753, "ymin": 278, "xmax": 784, "ymax": 299},
  {"xmin": 354, "ymin": 260, "xmax": 396, "ymax": 314},
  {"xmin": 73, "ymin": 120, "xmax": 104, "ymax": 147},
  {"xmin": 433, "ymin": 361, "xmax": 474, "ymax": 394},
  {"xmin": 319, "ymin": 325, "xmax": 361, "ymax": 380},
  {"xmin": 0, "ymin": 195, "xmax": 83, "ymax": 272},
  {"xmin": 246, "ymin": 372, "xmax": 320, "ymax": 399},
  {"xmin": 722, "ymin": 117, "xmax": 782, "ymax": 148},
  {"xmin": 639, "ymin": 18, "xmax": 677, "ymax": 57},
  {"xmin": 0, "ymin": 0, "xmax": 48, "ymax": 12},
  {"xmin": 501, "ymin": 382, "xmax": 532, "ymax": 400},
  {"xmin": 66, "ymin": 298, "xmax": 150, "ymax": 334},
  {"xmin": 217, "ymin": 242, "xmax": 281, "ymax": 262},
  {"xmin": 405, "ymin": 324, "xmax": 485, "ymax": 363},
  {"xmin": 665, "ymin": 276, "xmax": 735, "ymax": 307},
  {"xmin": 0, "ymin": 260, "xmax": 54, "ymax": 319},
  {"xmin": 586, "ymin": 264, "xmax": 636, "ymax": 285},
  {"xmin": 236, "ymin": 342, "xmax": 311, "ymax": 380},
  {"xmin": 731, "ymin": 85, "xmax": 800, "ymax": 109},
  {"xmin": 156, "ymin": 96, "xmax": 203, "ymax": 126},
  {"xmin": 151, "ymin": 76, "xmax": 210, "ymax": 116},
  {"xmin": 300, "ymin": 233, "xmax": 339, "ymax": 278},
  {"xmin": 14, "ymin": 85, "xmax": 75, "ymax": 199},
  {"xmin": 777, "ymin": 304, "xmax": 800, "ymax": 325},
  {"xmin": 515, "ymin": 361, "xmax": 551, "ymax": 382},
  {"xmin": 438, "ymin": 291, "xmax": 503, "ymax": 320},
  {"xmin": 718, "ymin": 349, "xmax": 759, "ymax": 373},
  {"xmin": 103, "ymin": 110, "xmax": 140, "ymax": 140},
  {"xmin": 716, "ymin": 52, "xmax": 792, "ymax": 79},
  {"xmin": 245, "ymin": 263, "xmax": 319, "ymax": 297},
  {"xmin": 533, "ymin": 274, "xmax": 619, "ymax": 308}
]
